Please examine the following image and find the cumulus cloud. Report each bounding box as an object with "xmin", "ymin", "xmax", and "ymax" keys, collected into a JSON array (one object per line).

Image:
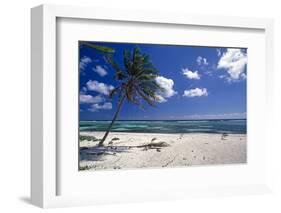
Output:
[
  {"xmin": 155, "ymin": 76, "xmax": 177, "ymax": 103},
  {"xmin": 93, "ymin": 65, "xmax": 107, "ymax": 77},
  {"xmin": 217, "ymin": 48, "xmax": 247, "ymax": 82},
  {"xmin": 79, "ymin": 56, "xmax": 92, "ymax": 71},
  {"xmin": 183, "ymin": 88, "xmax": 208, "ymax": 97},
  {"xmin": 182, "ymin": 68, "xmax": 200, "ymax": 80},
  {"xmin": 196, "ymin": 56, "xmax": 208, "ymax": 66},
  {"xmin": 88, "ymin": 102, "xmax": 112, "ymax": 112},
  {"xmin": 80, "ymin": 94, "xmax": 105, "ymax": 104},
  {"xmin": 86, "ymin": 80, "xmax": 114, "ymax": 95}
]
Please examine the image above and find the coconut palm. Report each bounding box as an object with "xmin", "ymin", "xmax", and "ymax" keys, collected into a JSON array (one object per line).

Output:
[
  {"xmin": 80, "ymin": 41, "xmax": 115, "ymax": 53},
  {"xmin": 98, "ymin": 47, "xmax": 163, "ymax": 146}
]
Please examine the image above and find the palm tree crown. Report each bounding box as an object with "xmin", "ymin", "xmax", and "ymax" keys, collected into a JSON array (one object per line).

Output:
[{"xmin": 108, "ymin": 47, "xmax": 163, "ymax": 107}]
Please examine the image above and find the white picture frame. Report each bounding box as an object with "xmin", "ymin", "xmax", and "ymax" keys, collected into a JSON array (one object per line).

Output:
[{"xmin": 31, "ymin": 4, "xmax": 274, "ymax": 208}]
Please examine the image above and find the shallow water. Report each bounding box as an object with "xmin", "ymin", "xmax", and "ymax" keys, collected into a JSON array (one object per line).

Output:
[{"xmin": 80, "ymin": 119, "xmax": 246, "ymax": 134}]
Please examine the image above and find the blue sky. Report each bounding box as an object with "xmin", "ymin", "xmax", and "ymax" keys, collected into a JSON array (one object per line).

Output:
[{"xmin": 79, "ymin": 41, "xmax": 247, "ymax": 120}]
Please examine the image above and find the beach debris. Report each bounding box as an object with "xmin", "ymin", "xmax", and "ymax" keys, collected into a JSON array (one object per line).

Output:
[
  {"xmin": 79, "ymin": 135, "xmax": 101, "ymax": 142},
  {"xmin": 111, "ymin": 137, "xmax": 120, "ymax": 141},
  {"xmin": 139, "ymin": 142, "xmax": 169, "ymax": 151},
  {"xmin": 178, "ymin": 134, "xmax": 184, "ymax": 140},
  {"xmin": 221, "ymin": 133, "xmax": 228, "ymax": 140},
  {"xmin": 108, "ymin": 137, "xmax": 120, "ymax": 146},
  {"xmin": 113, "ymin": 166, "xmax": 121, "ymax": 170},
  {"xmin": 183, "ymin": 157, "xmax": 187, "ymax": 160},
  {"xmin": 79, "ymin": 165, "xmax": 94, "ymax": 171},
  {"xmin": 151, "ymin": 137, "xmax": 157, "ymax": 142},
  {"xmin": 140, "ymin": 141, "xmax": 169, "ymax": 149},
  {"xmin": 203, "ymin": 156, "xmax": 206, "ymax": 160}
]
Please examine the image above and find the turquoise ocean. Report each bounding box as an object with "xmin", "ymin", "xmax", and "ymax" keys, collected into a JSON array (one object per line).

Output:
[{"xmin": 80, "ymin": 119, "xmax": 246, "ymax": 134}]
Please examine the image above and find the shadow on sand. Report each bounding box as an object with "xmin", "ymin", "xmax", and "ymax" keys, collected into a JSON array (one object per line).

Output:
[
  {"xmin": 80, "ymin": 145, "xmax": 130, "ymax": 161},
  {"xmin": 80, "ymin": 141, "xmax": 170, "ymax": 162}
]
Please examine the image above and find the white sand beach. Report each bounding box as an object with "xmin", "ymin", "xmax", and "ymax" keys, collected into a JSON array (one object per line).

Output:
[{"xmin": 79, "ymin": 132, "xmax": 246, "ymax": 170}]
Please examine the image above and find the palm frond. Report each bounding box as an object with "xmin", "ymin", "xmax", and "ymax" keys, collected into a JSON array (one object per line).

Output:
[
  {"xmin": 135, "ymin": 68, "xmax": 158, "ymax": 79},
  {"xmin": 109, "ymin": 87, "xmax": 121, "ymax": 99},
  {"xmin": 123, "ymin": 50, "xmax": 133, "ymax": 74},
  {"xmin": 136, "ymin": 88, "xmax": 157, "ymax": 106},
  {"xmin": 81, "ymin": 41, "xmax": 115, "ymax": 53},
  {"xmin": 105, "ymin": 55, "xmax": 128, "ymax": 81}
]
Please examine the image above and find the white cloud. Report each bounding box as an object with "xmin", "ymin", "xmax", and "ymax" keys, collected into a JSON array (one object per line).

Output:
[
  {"xmin": 217, "ymin": 48, "xmax": 247, "ymax": 82},
  {"xmin": 80, "ymin": 94, "xmax": 105, "ymax": 104},
  {"xmin": 86, "ymin": 80, "xmax": 114, "ymax": 95},
  {"xmin": 241, "ymin": 73, "xmax": 247, "ymax": 80},
  {"xmin": 216, "ymin": 48, "xmax": 222, "ymax": 57},
  {"xmin": 155, "ymin": 94, "xmax": 167, "ymax": 103},
  {"xmin": 183, "ymin": 88, "xmax": 208, "ymax": 97},
  {"xmin": 88, "ymin": 102, "xmax": 112, "ymax": 112},
  {"xmin": 155, "ymin": 76, "xmax": 177, "ymax": 103},
  {"xmin": 79, "ymin": 56, "xmax": 92, "ymax": 71},
  {"xmin": 182, "ymin": 68, "xmax": 200, "ymax": 80},
  {"xmin": 93, "ymin": 65, "xmax": 107, "ymax": 77},
  {"xmin": 81, "ymin": 86, "xmax": 87, "ymax": 93},
  {"xmin": 196, "ymin": 56, "xmax": 208, "ymax": 66},
  {"xmin": 218, "ymin": 75, "xmax": 226, "ymax": 79}
]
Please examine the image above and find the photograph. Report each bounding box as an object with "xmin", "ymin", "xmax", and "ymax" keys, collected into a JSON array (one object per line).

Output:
[{"xmin": 78, "ymin": 41, "xmax": 247, "ymax": 171}]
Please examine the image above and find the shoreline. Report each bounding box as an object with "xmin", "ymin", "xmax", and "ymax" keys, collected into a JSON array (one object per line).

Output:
[
  {"xmin": 80, "ymin": 131, "xmax": 246, "ymax": 135},
  {"xmin": 79, "ymin": 131, "xmax": 247, "ymax": 171}
]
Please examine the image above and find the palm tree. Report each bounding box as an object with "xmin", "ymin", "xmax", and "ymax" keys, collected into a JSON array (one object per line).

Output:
[
  {"xmin": 98, "ymin": 47, "xmax": 163, "ymax": 146},
  {"xmin": 80, "ymin": 41, "xmax": 115, "ymax": 53}
]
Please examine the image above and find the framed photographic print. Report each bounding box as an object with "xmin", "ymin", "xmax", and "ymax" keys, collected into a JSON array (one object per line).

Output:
[
  {"xmin": 78, "ymin": 41, "xmax": 247, "ymax": 171},
  {"xmin": 31, "ymin": 4, "xmax": 274, "ymax": 208}
]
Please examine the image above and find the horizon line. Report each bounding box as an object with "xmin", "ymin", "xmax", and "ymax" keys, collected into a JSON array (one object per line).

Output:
[{"xmin": 80, "ymin": 118, "xmax": 246, "ymax": 121}]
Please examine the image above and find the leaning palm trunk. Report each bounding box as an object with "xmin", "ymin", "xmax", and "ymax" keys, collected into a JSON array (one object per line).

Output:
[{"xmin": 98, "ymin": 95, "xmax": 126, "ymax": 146}]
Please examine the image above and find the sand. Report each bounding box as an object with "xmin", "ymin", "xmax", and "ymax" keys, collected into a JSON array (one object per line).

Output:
[{"xmin": 79, "ymin": 132, "xmax": 247, "ymax": 171}]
